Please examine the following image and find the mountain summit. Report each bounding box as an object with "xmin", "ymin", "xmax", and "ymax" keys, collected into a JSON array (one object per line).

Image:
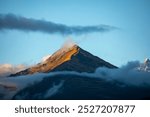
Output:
[
  {"xmin": 10, "ymin": 44, "xmax": 117, "ymax": 76},
  {"xmin": 138, "ymin": 58, "xmax": 150, "ymax": 72},
  {"xmin": 144, "ymin": 58, "xmax": 150, "ymax": 65}
]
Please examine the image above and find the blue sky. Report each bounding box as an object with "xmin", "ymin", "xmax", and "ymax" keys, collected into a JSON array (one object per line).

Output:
[{"xmin": 0, "ymin": 0, "xmax": 150, "ymax": 67}]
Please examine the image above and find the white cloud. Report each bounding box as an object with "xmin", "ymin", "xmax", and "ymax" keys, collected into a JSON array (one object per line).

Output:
[
  {"xmin": 0, "ymin": 64, "xmax": 27, "ymax": 77},
  {"xmin": 61, "ymin": 38, "xmax": 76, "ymax": 50}
]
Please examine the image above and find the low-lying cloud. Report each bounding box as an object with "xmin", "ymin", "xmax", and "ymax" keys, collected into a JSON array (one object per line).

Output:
[
  {"xmin": 0, "ymin": 73, "xmax": 49, "ymax": 99},
  {"xmin": 0, "ymin": 64, "xmax": 27, "ymax": 77},
  {"xmin": 95, "ymin": 61, "xmax": 150, "ymax": 86},
  {"xmin": 0, "ymin": 13, "xmax": 116, "ymax": 35}
]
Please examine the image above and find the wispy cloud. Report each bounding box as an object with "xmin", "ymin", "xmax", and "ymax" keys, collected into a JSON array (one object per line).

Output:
[
  {"xmin": 0, "ymin": 64, "xmax": 27, "ymax": 77},
  {"xmin": 0, "ymin": 13, "xmax": 117, "ymax": 35}
]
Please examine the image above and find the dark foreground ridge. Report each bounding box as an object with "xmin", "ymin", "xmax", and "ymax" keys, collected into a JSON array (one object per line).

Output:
[{"xmin": 13, "ymin": 74, "xmax": 150, "ymax": 100}]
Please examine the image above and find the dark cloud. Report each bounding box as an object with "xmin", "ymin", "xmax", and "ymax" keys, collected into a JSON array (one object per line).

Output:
[{"xmin": 0, "ymin": 13, "xmax": 116, "ymax": 35}]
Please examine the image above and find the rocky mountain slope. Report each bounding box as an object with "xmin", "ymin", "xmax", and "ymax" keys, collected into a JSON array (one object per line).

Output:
[{"xmin": 10, "ymin": 44, "xmax": 117, "ymax": 76}]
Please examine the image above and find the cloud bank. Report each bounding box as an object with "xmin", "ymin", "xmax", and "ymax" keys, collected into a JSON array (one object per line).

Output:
[
  {"xmin": 0, "ymin": 61, "xmax": 149, "ymax": 86},
  {"xmin": 0, "ymin": 13, "xmax": 116, "ymax": 35},
  {"xmin": 95, "ymin": 61, "xmax": 150, "ymax": 86},
  {"xmin": 0, "ymin": 64, "xmax": 27, "ymax": 77},
  {"xmin": 0, "ymin": 73, "xmax": 48, "ymax": 99}
]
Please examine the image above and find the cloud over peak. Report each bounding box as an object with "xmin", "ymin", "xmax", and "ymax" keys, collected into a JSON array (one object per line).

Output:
[{"xmin": 0, "ymin": 13, "xmax": 117, "ymax": 35}]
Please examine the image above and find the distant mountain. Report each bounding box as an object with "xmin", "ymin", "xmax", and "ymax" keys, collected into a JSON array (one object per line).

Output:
[
  {"xmin": 138, "ymin": 58, "xmax": 150, "ymax": 72},
  {"xmin": 10, "ymin": 44, "xmax": 117, "ymax": 77}
]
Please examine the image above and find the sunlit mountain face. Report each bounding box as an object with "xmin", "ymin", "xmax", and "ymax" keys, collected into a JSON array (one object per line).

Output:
[{"xmin": 10, "ymin": 43, "xmax": 117, "ymax": 77}]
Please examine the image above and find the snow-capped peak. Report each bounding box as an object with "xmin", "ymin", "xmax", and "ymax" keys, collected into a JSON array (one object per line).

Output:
[
  {"xmin": 144, "ymin": 58, "xmax": 150, "ymax": 65},
  {"xmin": 138, "ymin": 58, "xmax": 150, "ymax": 72}
]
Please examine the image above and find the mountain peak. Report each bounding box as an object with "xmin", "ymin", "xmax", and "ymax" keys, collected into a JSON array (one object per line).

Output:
[
  {"xmin": 137, "ymin": 58, "xmax": 150, "ymax": 72},
  {"xmin": 144, "ymin": 58, "xmax": 150, "ymax": 65},
  {"xmin": 10, "ymin": 44, "xmax": 117, "ymax": 77}
]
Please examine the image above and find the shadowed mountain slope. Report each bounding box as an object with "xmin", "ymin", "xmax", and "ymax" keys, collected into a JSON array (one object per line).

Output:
[{"xmin": 13, "ymin": 74, "xmax": 150, "ymax": 100}]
